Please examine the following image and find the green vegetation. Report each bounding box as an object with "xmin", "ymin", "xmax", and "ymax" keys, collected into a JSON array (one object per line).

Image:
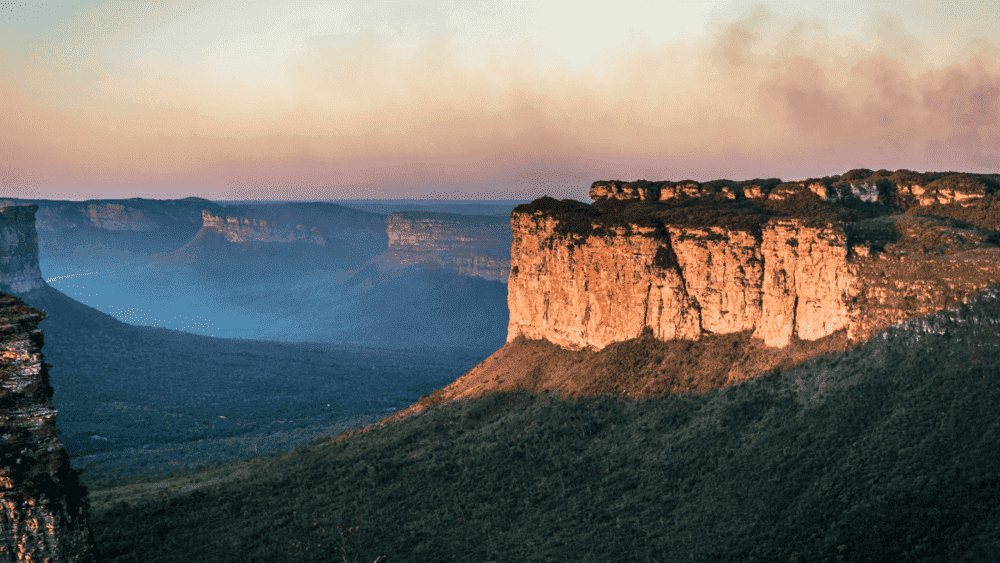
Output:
[{"xmin": 87, "ymin": 290, "xmax": 1000, "ymax": 562}]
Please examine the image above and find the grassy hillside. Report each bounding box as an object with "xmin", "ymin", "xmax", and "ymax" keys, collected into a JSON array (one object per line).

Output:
[
  {"xmin": 85, "ymin": 288, "xmax": 1000, "ymax": 562},
  {"xmin": 16, "ymin": 284, "xmax": 494, "ymax": 484}
]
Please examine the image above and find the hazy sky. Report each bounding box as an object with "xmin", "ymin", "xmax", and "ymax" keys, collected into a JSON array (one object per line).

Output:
[{"xmin": 2, "ymin": 1, "xmax": 998, "ymax": 201}]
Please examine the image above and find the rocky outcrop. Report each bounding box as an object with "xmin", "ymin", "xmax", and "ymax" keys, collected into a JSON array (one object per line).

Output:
[
  {"xmin": 754, "ymin": 220, "xmax": 852, "ymax": 346},
  {"xmin": 508, "ymin": 170, "xmax": 1000, "ymax": 351},
  {"xmin": 387, "ymin": 211, "xmax": 511, "ymax": 282},
  {"xmin": 0, "ymin": 205, "xmax": 45, "ymax": 294},
  {"xmin": 0, "ymin": 293, "xmax": 95, "ymax": 562}
]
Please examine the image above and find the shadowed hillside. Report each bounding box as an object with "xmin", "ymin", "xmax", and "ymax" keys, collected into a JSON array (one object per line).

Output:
[
  {"xmin": 15, "ymin": 283, "xmax": 493, "ymax": 484},
  {"xmin": 85, "ymin": 285, "xmax": 1000, "ymax": 562}
]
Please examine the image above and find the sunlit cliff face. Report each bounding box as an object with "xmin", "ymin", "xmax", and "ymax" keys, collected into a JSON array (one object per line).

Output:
[
  {"xmin": 2, "ymin": 1, "xmax": 999, "ymax": 200},
  {"xmin": 507, "ymin": 170, "xmax": 1000, "ymax": 351}
]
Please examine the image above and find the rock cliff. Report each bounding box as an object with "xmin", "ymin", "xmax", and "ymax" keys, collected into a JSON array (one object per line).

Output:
[
  {"xmin": 201, "ymin": 210, "xmax": 328, "ymax": 245},
  {"xmin": 0, "ymin": 205, "xmax": 45, "ymax": 294},
  {"xmin": 0, "ymin": 293, "xmax": 95, "ymax": 562},
  {"xmin": 0, "ymin": 197, "xmax": 221, "ymax": 257},
  {"xmin": 83, "ymin": 203, "xmax": 157, "ymax": 231},
  {"xmin": 386, "ymin": 211, "xmax": 511, "ymax": 282},
  {"xmin": 175, "ymin": 203, "xmax": 388, "ymax": 270},
  {"xmin": 337, "ymin": 169, "xmax": 1000, "ymax": 440},
  {"xmin": 508, "ymin": 169, "xmax": 1000, "ymax": 351}
]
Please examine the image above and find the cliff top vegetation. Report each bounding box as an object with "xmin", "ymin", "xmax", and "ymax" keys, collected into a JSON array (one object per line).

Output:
[{"xmin": 514, "ymin": 169, "xmax": 1000, "ymax": 240}]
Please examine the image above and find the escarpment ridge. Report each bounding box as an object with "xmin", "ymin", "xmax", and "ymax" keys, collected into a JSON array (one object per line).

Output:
[
  {"xmin": 386, "ymin": 211, "xmax": 512, "ymax": 282},
  {"xmin": 338, "ymin": 169, "xmax": 1000, "ymax": 440},
  {"xmin": 508, "ymin": 168, "xmax": 1000, "ymax": 352}
]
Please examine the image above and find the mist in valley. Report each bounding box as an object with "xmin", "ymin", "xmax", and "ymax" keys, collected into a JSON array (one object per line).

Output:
[{"xmin": 12, "ymin": 197, "xmax": 521, "ymax": 483}]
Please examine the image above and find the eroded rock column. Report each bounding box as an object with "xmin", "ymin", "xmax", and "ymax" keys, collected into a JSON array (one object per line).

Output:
[{"xmin": 0, "ymin": 294, "xmax": 94, "ymax": 562}]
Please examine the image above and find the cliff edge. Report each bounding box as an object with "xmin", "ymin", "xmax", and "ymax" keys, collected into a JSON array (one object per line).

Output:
[
  {"xmin": 509, "ymin": 169, "xmax": 1000, "ymax": 351},
  {"xmin": 337, "ymin": 168, "xmax": 1000, "ymax": 441},
  {"xmin": 0, "ymin": 294, "xmax": 95, "ymax": 562},
  {"xmin": 0, "ymin": 205, "xmax": 44, "ymax": 294},
  {"xmin": 387, "ymin": 211, "xmax": 511, "ymax": 282}
]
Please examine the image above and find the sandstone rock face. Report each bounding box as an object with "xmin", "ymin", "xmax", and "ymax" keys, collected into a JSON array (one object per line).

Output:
[
  {"xmin": 511, "ymin": 172, "xmax": 1000, "ymax": 351},
  {"xmin": 0, "ymin": 206, "xmax": 44, "ymax": 294},
  {"xmin": 666, "ymin": 226, "xmax": 763, "ymax": 335},
  {"xmin": 85, "ymin": 203, "xmax": 156, "ymax": 231},
  {"xmin": 754, "ymin": 221, "xmax": 852, "ymax": 347},
  {"xmin": 507, "ymin": 214, "xmax": 698, "ymax": 350},
  {"xmin": 507, "ymin": 212, "xmax": 857, "ymax": 350},
  {"xmin": 387, "ymin": 211, "xmax": 511, "ymax": 282},
  {"xmin": 201, "ymin": 210, "xmax": 327, "ymax": 245},
  {"xmin": 0, "ymin": 293, "xmax": 95, "ymax": 562}
]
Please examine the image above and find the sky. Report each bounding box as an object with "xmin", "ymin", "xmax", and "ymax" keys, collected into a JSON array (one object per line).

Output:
[{"xmin": 2, "ymin": 1, "xmax": 998, "ymax": 201}]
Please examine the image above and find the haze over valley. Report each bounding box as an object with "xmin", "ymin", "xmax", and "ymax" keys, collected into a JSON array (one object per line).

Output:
[
  {"xmin": 3, "ymin": 1, "xmax": 1000, "ymax": 561},
  {"xmin": 20, "ymin": 197, "xmax": 518, "ymax": 349}
]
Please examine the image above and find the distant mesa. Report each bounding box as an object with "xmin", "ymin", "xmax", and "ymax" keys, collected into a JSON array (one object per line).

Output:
[
  {"xmin": 85, "ymin": 203, "xmax": 157, "ymax": 231},
  {"xmin": 200, "ymin": 209, "xmax": 328, "ymax": 245},
  {"xmin": 386, "ymin": 211, "xmax": 512, "ymax": 283}
]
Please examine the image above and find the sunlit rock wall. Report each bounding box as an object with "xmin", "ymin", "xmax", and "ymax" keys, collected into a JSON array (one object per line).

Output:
[{"xmin": 509, "ymin": 170, "xmax": 1000, "ymax": 351}]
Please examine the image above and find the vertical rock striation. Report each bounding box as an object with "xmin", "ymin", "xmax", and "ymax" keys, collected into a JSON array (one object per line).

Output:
[
  {"xmin": 508, "ymin": 170, "xmax": 1000, "ymax": 351},
  {"xmin": 201, "ymin": 210, "xmax": 327, "ymax": 245},
  {"xmin": 0, "ymin": 206, "xmax": 45, "ymax": 295},
  {"xmin": 387, "ymin": 211, "xmax": 511, "ymax": 282},
  {"xmin": 0, "ymin": 294, "xmax": 94, "ymax": 562},
  {"xmin": 754, "ymin": 220, "xmax": 852, "ymax": 347}
]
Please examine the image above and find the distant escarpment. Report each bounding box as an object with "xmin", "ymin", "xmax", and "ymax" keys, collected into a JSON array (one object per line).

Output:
[
  {"xmin": 387, "ymin": 211, "xmax": 511, "ymax": 282},
  {"xmin": 173, "ymin": 204, "xmax": 388, "ymax": 270},
  {"xmin": 0, "ymin": 293, "xmax": 95, "ymax": 562},
  {"xmin": 0, "ymin": 197, "xmax": 222, "ymax": 256}
]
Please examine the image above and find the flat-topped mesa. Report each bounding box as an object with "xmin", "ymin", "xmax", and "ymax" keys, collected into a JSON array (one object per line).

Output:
[
  {"xmin": 510, "ymin": 169, "xmax": 1000, "ymax": 351},
  {"xmin": 85, "ymin": 203, "xmax": 156, "ymax": 231},
  {"xmin": 201, "ymin": 210, "xmax": 327, "ymax": 245},
  {"xmin": 387, "ymin": 211, "xmax": 512, "ymax": 282},
  {"xmin": 0, "ymin": 294, "xmax": 95, "ymax": 562},
  {"xmin": 0, "ymin": 205, "xmax": 45, "ymax": 294}
]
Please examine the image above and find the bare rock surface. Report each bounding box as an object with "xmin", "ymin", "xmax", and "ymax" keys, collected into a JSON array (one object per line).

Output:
[
  {"xmin": 0, "ymin": 205, "xmax": 45, "ymax": 294},
  {"xmin": 0, "ymin": 293, "xmax": 94, "ymax": 562},
  {"xmin": 386, "ymin": 211, "xmax": 511, "ymax": 282},
  {"xmin": 510, "ymin": 169, "xmax": 1000, "ymax": 351}
]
